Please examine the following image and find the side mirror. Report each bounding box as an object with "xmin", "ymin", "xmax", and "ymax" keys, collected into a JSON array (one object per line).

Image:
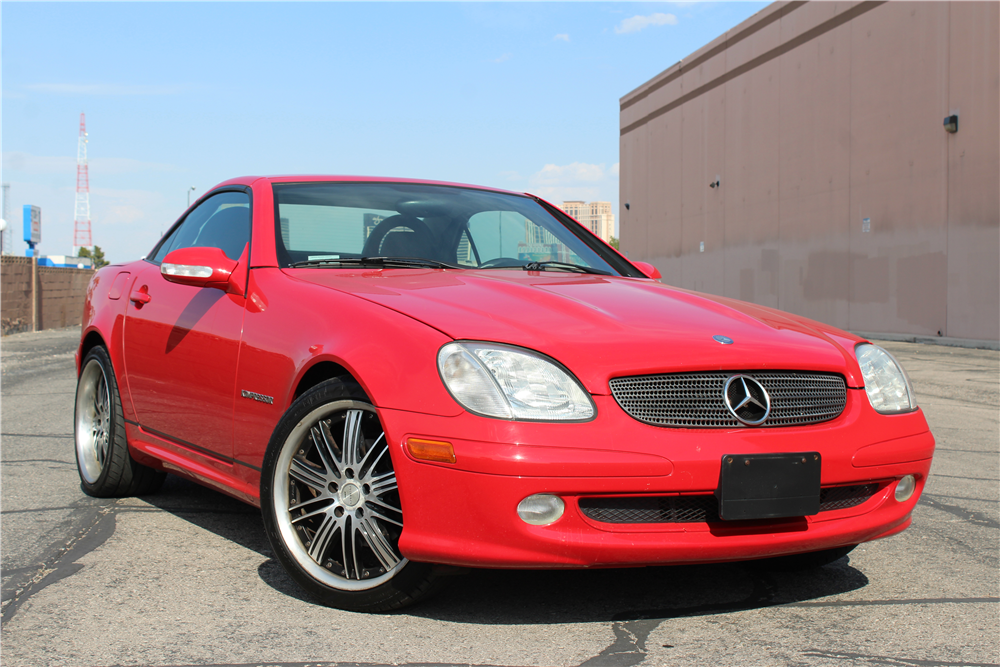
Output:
[
  {"xmin": 632, "ymin": 260, "xmax": 662, "ymax": 281},
  {"xmin": 161, "ymin": 246, "xmax": 241, "ymax": 292}
]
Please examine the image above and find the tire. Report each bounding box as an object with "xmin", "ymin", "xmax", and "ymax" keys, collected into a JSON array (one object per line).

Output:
[
  {"xmin": 750, "ymin": 544, "xmax": 857, "ymax": 572},
  {"xmin": 74, "ymin": 346, "xmax": 166, "ymax": 497},
  {"xmin": 261, "ymin": 378, "xmax": 443, "ymax": 612}
]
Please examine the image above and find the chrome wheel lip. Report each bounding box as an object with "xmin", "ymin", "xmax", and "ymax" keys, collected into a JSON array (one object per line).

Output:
[
  {"xmin": 75, "ymin": 358, "xmax": 111, "ymax": 484},
  {"xmin": 273, "ymin": 399, "xmax": 407, "ymax": 592}
]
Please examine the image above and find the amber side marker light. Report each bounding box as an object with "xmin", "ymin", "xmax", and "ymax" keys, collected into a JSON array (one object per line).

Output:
[{"xmin": 406, "ymin": 438, "xmax": 456, "ymax": 464}]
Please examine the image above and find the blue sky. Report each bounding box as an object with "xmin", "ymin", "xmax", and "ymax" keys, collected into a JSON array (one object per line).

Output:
[{"xmin": 2, "ymin": 1, "xmax": 767, "ymax": 263}]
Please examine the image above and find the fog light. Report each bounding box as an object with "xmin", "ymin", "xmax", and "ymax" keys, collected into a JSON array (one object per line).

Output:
[
  {"xmin": 517, "ymin": 494, "xmax": 565, "ymax": 526},
  {"xmin": 895, "ymin": 475, "xmax": 916, "ymax": 502}
]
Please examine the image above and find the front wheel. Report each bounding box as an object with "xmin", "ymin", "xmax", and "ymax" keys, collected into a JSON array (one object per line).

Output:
[
  {"xmin": 260, "ymin": 378, "xmax": 442, "ymax": 612},
  {"xmin": 74, "ymin": 345, "xmax": 165, "ymax": 497}
]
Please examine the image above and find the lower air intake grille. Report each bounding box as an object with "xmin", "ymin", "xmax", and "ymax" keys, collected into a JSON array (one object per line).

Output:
[
  {"xmin": 609, "ymin": 371, "xmax": 847, "ymax": 428},
  {"xmin": 818, "ymin": 483, "xmax": 880, "ymax": 512},
  {"xmin": 578, "ymin": 495, "xmax": 719, "ymax": 524},
  {"xmin": 578, "ymin": 484, "xmax": 880, "ymax": 524}
]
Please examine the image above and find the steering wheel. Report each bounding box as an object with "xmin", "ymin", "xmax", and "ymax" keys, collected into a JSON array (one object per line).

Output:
[
  {"xmin": 477, "ymin": 257, "xmax": 525, "ymax": 269},
  {"xmin": 361, "ymin": 214, "xmax": 434, "ymax": 257}
]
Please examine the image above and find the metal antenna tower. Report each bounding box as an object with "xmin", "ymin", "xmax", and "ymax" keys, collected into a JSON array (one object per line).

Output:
[{"xmin": 73, "ymin": 113, "xmax": 93, "ymax": 253}]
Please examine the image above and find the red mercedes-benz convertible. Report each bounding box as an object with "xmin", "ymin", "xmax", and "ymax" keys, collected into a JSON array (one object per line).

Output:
[{"xmin": 74, "ymin": 175, "xmax": 934, "ymax": 611}]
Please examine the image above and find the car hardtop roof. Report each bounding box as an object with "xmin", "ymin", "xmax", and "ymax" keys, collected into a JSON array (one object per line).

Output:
[{"xmin": 211, "ymin": 175, "xmax": 526, "ymax": 198}]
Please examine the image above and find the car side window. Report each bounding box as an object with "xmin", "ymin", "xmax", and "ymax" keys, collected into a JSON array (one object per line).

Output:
[{"xmin": 154, "ymin": 191, "xmax": 251, "ymax": 263}]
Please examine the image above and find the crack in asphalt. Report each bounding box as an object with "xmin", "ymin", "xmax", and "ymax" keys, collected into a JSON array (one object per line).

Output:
[
  {"xmin": 128, "ymin": 663, "xmax": 513, "ymax": 667},
  {"xmin": 578, "ymin": 618, "xmax": 663, "ymax": 667},
  {"xmin": 932, "ymin": 448, "xmax": 997, "ymax": 455},
  {"xmin": 922, "ymin": 492, "xmax": 999, "ymax": 504},
  {"xmin": 920, "ymin": 495, "xmax": 1000, "ymax": 529},
  {"xmin": 788, "ymin": 596, "xmax": 999, "ymax": 607},
  {"xmin": 931, "ymin": 474, "xmax": 999, "ymax": 482},
  {"xmin": 802, "ymin": 649, "xmax": 1000, "ymax": 666},
  {"xmin": 1, "ymin": 501, "xmax": 120, "ymax": 625}
]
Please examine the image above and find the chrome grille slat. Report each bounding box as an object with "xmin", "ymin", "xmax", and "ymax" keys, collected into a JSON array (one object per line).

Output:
[{"xmin": 609, "ymin": 371, "xmax": 847, "ymax": 428}]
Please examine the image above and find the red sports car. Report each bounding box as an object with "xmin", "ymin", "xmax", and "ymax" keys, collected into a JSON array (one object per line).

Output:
[{"xmin": 74, "ymin": 175, "xmax": 934, "ymax": 611}]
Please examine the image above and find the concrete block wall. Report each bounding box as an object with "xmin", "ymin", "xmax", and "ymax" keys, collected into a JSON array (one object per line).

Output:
[{"xmin": 1, "ymin": 256, "xmax": 94, "ymax": 335}]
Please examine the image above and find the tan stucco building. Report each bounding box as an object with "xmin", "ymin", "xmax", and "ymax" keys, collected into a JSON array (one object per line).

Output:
[
  {"xmin": 561, "ymin": 201, "xmax": 616, "ymax": 244},
  {"xmin": 619, "ymin": 1, "xmax": 999, "ymax": 343}
]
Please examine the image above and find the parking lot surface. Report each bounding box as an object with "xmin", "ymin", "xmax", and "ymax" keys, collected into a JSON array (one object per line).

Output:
[{"xmin": 2, "ymin": 327, "xmax": 997, "ymax": 667}]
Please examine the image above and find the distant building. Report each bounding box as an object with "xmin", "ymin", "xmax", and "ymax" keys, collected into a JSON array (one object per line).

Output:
[
  {"xmin": 38, "ymin": 255, "xmax": 92, "ymax": 269},
  {"xmin": 561, "ymin": 201, "xmax": 615, "ymax": 244},
  {"xmin": 517, "ymin": 219, "xmax": 572, "ymax": 264}
]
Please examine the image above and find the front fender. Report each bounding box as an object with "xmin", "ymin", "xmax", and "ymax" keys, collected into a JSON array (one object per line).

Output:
[{"xmin": 232, "ymin": 267, "xmax": 461, "ymax": 476}]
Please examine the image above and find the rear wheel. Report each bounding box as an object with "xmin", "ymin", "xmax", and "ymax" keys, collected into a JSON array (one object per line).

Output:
[
  {"xmin": 261, "ymin": 378, "xmax": 442, "ymax": 612},
  {"xmin": 74, "ymin": 346, "xmax": 165, "ymax": 497}
]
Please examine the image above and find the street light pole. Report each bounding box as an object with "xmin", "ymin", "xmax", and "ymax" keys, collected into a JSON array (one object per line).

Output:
[{"xmin": 187, "ymin": 186, "xmax": 196, "ymax": 207}]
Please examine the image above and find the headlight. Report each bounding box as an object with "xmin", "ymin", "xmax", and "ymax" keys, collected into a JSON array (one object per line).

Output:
[
  {"xmin": 437, "ymin": 342, "xmax": 595, "ymax": 421},
  {"xmin": 855, "ymin": 343, "xmax": 917, "ymax": 414}
]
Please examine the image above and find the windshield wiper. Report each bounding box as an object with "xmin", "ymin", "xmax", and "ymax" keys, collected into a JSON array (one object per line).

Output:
[
  {"xmin": 290, "ymin": 256, "xmax": 459, "ymax": 270},
  {"xmin": 522, "ymin": 261, "xmax": 612, "ymax": 276}
]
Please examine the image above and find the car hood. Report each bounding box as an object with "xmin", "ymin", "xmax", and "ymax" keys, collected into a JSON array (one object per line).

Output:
[{"xmin": 286, "ymin": 269, "xmax": 865, "ymax": 393}]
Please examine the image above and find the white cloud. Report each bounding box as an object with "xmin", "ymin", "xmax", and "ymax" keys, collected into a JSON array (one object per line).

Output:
[
  {"xmin": 26, "ymin": 83, "xmax": 188, "ymax": 96},
  {"xmin": 527, "ymin": 161, "xmax": 620, "ymax": 212},
  {"xmin": 491, "ymin": 53, "xmax": 512, "ymax": 64},
  {"xmin": 91, "ymin": 187, "xmax": 167, "ymax": 227},
  {"xmin": 531, "ymin": 162, "xmax": 608, "ymax": 186},
  {"xmin": 2, "ymin": 152, "xmax": 179, "ymax": 175},
  {"xmin": 0, "ymin": 179, "xmax": 170, "ymax": 262},
  {"xmin": 554, "ymin": 33, "xmax": 570, "ymax": 42},
  {"xmin": 615, "ymin": 13, "xmax": 679, "ymax": 35}
]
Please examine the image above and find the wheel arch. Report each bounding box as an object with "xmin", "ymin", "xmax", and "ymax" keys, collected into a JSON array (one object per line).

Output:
[
  {"xmin": 78, "ymin": 330, "xmax": 107, "ymax": 376},
  {"xmin": 293, "ymin": 360, "xmax": 366, "ymax": 402}
]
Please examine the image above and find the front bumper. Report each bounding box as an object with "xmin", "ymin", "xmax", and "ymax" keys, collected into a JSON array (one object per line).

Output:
[{"xmin": 381, "ymin": 390, "xmax": 934, "ymax": 568}]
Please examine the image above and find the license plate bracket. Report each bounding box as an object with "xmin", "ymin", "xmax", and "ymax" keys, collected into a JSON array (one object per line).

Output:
[{"xmin": 716, "ymin": 452, "xmax": 821, "ymax": 521}]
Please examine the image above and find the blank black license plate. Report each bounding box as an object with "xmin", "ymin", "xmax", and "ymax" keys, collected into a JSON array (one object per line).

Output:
[{"xmin": 716, "ymin": 453, "xmax": 821, "ymax": 521}]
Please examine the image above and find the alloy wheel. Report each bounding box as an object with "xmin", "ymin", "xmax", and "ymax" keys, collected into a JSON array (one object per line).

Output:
[
  {"xmin": 75, "ymin": 358, "xmax": 111, "ymax": 484},
  {"xmin": 272, "ymin": 401, "xmax": 406, "ymax": 591}
]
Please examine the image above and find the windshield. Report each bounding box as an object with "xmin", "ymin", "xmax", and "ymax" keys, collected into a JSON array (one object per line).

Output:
[{"xmin": 272, "ymin": 182, "xmax": 634, "ymax": 275}]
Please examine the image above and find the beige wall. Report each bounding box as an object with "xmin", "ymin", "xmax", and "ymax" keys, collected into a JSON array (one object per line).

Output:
[
  {"xmin": 619, "ymin": 1, "xmax": 999, "ymax": 342},
  {"xmin": 1, "ymin": 256, "xmax": 94, "ymax": 335}
]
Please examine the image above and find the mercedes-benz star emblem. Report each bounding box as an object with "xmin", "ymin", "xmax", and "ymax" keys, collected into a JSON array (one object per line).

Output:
[
  {"xmin": 723, "ymin": 375, "xmax": 771, "ymax": 426},
  {"xmin": 713, "ymin": 335, "xmax": 734, "ymax": 345}
]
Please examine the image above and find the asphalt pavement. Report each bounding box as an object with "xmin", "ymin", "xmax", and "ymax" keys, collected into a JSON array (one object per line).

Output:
[{"xmin": 1, "ymin": 326, "xmax": 997, "ymax": 667}]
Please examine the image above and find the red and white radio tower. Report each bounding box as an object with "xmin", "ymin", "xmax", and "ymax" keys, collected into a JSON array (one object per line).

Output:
[{"xmin": 73, "ymin": 113, "xmax": 92, "ymax": 252}]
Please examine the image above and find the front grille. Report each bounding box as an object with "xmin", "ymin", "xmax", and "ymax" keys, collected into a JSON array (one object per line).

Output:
[
  {"xmin": 609, "ymin": 371, "xmax": 847, "ymax": 428},
  {"xmin": 818, "ymin": 483, "xmax": 880, "ymax": 512},
  {"xmin": 578, "ymin": 484, "xmax": 880, "ymax": 524},
  {"xmin": 578, "ymin": 495, "xmax": 719, "ymax": 524}
]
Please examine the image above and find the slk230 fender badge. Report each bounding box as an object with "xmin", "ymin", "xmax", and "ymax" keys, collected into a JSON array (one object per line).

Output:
[{"xmin": 241, "ymin": 389, "xmax": 274, "ymax": 405}]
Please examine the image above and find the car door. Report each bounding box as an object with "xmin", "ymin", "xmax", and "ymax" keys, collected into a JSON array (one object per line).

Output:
[{"xmin": 122, "ymin": 190, "xmax": 251, "ymax": 469}]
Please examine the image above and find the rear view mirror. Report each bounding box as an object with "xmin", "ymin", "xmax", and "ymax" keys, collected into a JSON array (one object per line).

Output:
[{"xmin": 161, "ymin": 246, "xmax": 240, "ymax": 292}]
